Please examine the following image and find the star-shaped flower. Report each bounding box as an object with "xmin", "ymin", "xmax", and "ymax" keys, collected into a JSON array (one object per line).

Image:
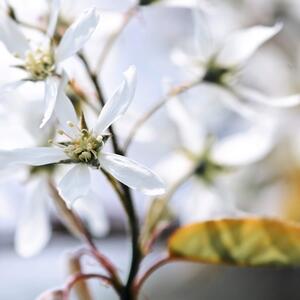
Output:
[
  {"xmin": 156, "ymin": 96, "xmax": 275, "ymax": 224},
  {"xmin": 0, "ymin": 66, "xmax": 165, "ymax": 207},
  {"xmin": 0, "ymin": 1, "xmax": 100, "ymax": 127},
  {"xmin": 172, "ymin": 11, "xmax": 300, "ymax": 120}
]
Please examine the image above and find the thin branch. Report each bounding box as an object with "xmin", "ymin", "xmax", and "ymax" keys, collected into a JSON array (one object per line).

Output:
[
  {"xmin": 134, "ymin": 255, "xmax": 172, "ymax": 294},
  {"xmin": 48, "ymin": 180, "xmax": 122, "ymax": 291},
  {"xmin": 96, "ymin": 5, "xmax": 139, "ymax": 73},
  {"xmin": 63, "ymin": 273, "xmax": 113, "ymax": 300},
  {"xmin": 123, "ymin": 79, "xmax": 200, "ymax": 152}
]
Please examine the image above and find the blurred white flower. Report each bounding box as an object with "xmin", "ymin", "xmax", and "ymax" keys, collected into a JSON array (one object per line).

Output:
[
  {"xmin": 157, "ymin": 97, "xmax": 275, "ymax": 224},
  {"xmin": 172, "ymin": 11, "xmax": 300, "ymax": 120},
  {"xmin": 0, "ymin": 66, "xmax": 165, "ymax": 208},
  {"xmin": 0, "ymin": 3, "xmax": 100, "ymax": 127},
  {"xmin": 0, "ymin": 97, "xmax": 110, "ymax": 257}
]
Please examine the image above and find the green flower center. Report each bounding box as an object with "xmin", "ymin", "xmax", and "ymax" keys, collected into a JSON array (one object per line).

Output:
[{"xmin": 24, "ymin": 48, "xmax": 55, "ymax": 81}]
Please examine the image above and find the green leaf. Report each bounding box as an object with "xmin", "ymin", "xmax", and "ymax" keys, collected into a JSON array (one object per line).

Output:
[{"xmin": 168, "ymin": 218, "xmax": 300, "ymax": 266}]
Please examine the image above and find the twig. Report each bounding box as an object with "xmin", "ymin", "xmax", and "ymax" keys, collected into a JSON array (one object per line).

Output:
[
  {"xmin": 96, "ymin": 5, "xmax": 139, "ymax": 73},
  {"xmin": 63, "ymin": 273, "xmax": 113, "ymax": 300},
  {"xmin": 48, "ymin": 180, "xmax": 122, "ymax": 292},
  {"xmin": 134, "ymin": 255, "xmax": 172, "ymax": 295},
  {"xmin": 123, "ymin": 80, "xmax": 200, "ymax": 152}
]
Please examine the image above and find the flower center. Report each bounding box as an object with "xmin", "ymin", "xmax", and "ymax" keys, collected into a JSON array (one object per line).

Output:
[
  {"xmin": 62, "ymin": 129, "xmax": 104, "ymax": 164},
  {"xmin": 203, "ymin": 64, "xmax": 231, "ymax": 85},
  {"xmin": 24, "ymin": 48, "xmax": 55, "ymax": 81}
]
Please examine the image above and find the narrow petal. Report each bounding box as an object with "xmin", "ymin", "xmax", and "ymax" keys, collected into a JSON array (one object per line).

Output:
[
  {"xmin": 192, "ymin": 10, "xmax": 214, "ymax": 62},
  {"xmin": 155, "ymin": 151, "xmax": 195, "ymax": 186},
  {"xmin": 0, "ymin": 80, "xmax": 25, "ymax": 96},
  {"xmin": 216, "ymin": 23, "xmax": 282, "ymax": 68},
  {"xmin": 93, "ymin": 66, "xmax": 137, "ymax": 135},
  {"xmin": 179, "ymin": 179, "xmax": 245, "ymax": 224},
  {"xmin": 235, "ymin": 85, "xmax": 300, "ymax": 108},
  {"xmin": 47, "ymin": 0, "xmax": 61, "ymax": 37},
  {"xmin": 55, "ymin": 7, "xmax": 100, "ymax": 63},
  {"xmin": 74, "ymin": 190, "xmax": 109, "ymax": 237},
  {"xmin": 0, "ymin": 147, "xmax": 68, "ymax": 168},
  {"xmin": 58, "ymin": 164, "xmax": 91, "ymax": 208},
  {"xmin": 54, "ymin": 71, "xmax": 78, "ymax": 135},
  {"xmin": 0, "ymin": 12, "xmax": 29, "ymax": 57},
  {"xmin": 15, "ymin": 177, "xmax": 51, "ymax": 257},
  {"xmin": 166, "ymin": 96, "xmax": 206, "ymax": 155},
  {"xmin": 40, "ymin": 76, "xmax": 60, "ymax": 128},
  {"xmin": 99, "ymin": 152, "xmax": 165, "ymax": 196},
  {"xmin": 210, "ymin": 128, "xmax": 274, "ymax": 167}
]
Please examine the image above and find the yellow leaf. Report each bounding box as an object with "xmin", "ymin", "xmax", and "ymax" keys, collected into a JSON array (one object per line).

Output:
[{"xmin": 168, "ymin": 218, "xmax": 300, "ymax": 266}]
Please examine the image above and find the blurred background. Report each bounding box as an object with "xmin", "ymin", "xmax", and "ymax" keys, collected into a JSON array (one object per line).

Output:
[{"xmin": 2, "ymin": 0, "xmax": 300, "ymax": 299}]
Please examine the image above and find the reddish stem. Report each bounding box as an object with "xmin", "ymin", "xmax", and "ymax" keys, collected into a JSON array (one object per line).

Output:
[{"xmin": 134, "ymin": 255, "xmax": 173, "ymax": 295}]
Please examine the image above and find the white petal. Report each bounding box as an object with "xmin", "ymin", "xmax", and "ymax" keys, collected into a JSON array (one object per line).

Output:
[
  {"xmin": 217, "ymin": 84, "xmax": 270, "ymax": 125},
  {"xmin": 74, "ymin": 190, "xmax": 109, "ymax": 237},
  {"xmin": 0, "ymin": 80, "xmax": 25, "ymax": 96},
  {"xmin": 216, "ymin": 23, "xmax": 282, "ymax": 68},
  {"xmin": 58, "ymin": 165, "xmax": 91, "ymax": 208},
  {"xmin": 192, "ymin": 10, "xmax": 214, "ymax": 62},
  {"xmin": 155, "ymin": 151, "xmax": 195, "ymax": 186},
  {"xmin": 15, "ymin": 178, "xmax": 51, "ymax": 257},
  {"xmin": 179, "ymin": 179, "xmax": 242, "ymax": 224},
  {"xmin": 166, "ymin": 96, "xmax": 206, "ymax": 155},
  {"xmin": 0, "ymin": 12, "xmax": 29, "ymax": 57},
  {"xmin": 99, "ymin": 152, "xmax": 165, "ymax": 196},
  {"xmin": 235, "ymin": 85, "xmax": 300, "ymax": 108},
  {"xmin": 55, "ymin": 7, "xmax": 100, "ymax": 63},
  {"xmin": 47, "ymin": 0, "xmax": 61, "ymax": 37},
  {"xmin": 0, "ymin": 147, "xmax": 68, "ymax": 168},
  {"xmin": 210, "ymin": 128, "xmax": 274, "ymax": 167},
  {"xmin": 94, "ymin": 66, "xmax": 137, "ymax": 135},
  {"xmin": 54, "ymin": 72, "xmax": 78, "ymax": 135},
  {"xmin": 40, "ymin": 76, "xmax": 60, "ymax": 128}
]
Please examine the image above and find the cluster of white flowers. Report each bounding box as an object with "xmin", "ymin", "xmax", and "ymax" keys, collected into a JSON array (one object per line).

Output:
[{"xmin": 0, "ymin": 0, "xmax": 300, "ymax": 274}]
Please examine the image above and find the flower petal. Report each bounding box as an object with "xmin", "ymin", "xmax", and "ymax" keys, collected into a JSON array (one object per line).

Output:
[
  {"xmin": 216, "ymin": 23, "xmax": 282, "ymax": 68},
  {"xmin": 58, "ymin": 164, "xmax": 91, "ymax": 208},
  {"xmin": 74, "ymin": 190, "xmax": 109, "ymax": 237},
  {"xmin": 47, "ymin": 0, "xmax": 61, "ymax": 37},
  {"xmin": 55, "ymin": 7, "xmax": 100, "ymax": 63},
  {"xmin": 0, "ymin": 147, "xmax": 68, "ymax": 168},
  {"xmin": 15, "ymin": 177, "xmax": 51, "ymax": 257},
  {"xmin": 235, "ymin": 85, "xmax": 300, "ymax": 108},
  {"xmin": 210, "ymin": 128, "xmax": 274, "ymax": 167},
  {"xmin": 0, "ymin": 12, "xmax": 29, "ymax": 57},
  {"xmin": 155, "ymin": 151, "xmax": 195, "ymax": 186},
  {"xmin": 192, "ymin": 10, "xmax": 214, "ymax": 62},
  {"xmin": 40, "ymin": 76, "xmax": 60, "ymax": 128},
  {"xmin": 54, "ymin": 72, "xmax": 78, "ymax": 135},
  {"xmin": 166, "ymin": 96, "xmax": 206, "ymax": 155},
  {"xmin": 0, "ymin": 80, "xmax": 25, "ymax": 96},
  {"xmin": 93, "ymin": 66, "xmax": 137, "ymax": 135},
  {"xmin": 99, "ymin": 152, "xmax": 165, "ymax": 196},
  {"xmin": 179, "ymin": 179, "xmax": 242, "ymax": 225}
]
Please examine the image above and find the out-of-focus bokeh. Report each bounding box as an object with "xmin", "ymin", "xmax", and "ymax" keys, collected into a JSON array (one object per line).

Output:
[{"xmin": 2, "ymin": 0, "xmax": 300, "ymax": 299}]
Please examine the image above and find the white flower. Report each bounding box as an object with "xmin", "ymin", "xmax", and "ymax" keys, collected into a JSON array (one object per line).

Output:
[
  {"xmin": 157, "ymin": 97, "xmax": 275, "ymax": 224},
  {"xmin": 0, "ymin": 98, "xmax": 110, "ymax": 257},
  {"xmin": 0, "ymin": 66, "xmax": 165, "ymax": 208},
  {"xmin": 172, "ymin": 11, "xmax": 300, "ymax": 120},
  {"xmin": 0, "ymin": 2, "xmax": 100, "ymax": 127}
]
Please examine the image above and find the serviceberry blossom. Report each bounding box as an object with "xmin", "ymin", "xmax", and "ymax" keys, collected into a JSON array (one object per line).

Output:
[
  {"xmin": 0, "ymin": 1, "xmax": 100, "ymax": 127},
  {"xmin": 0, "ymin": 66, "xmax": 165, "ymax": 208},
  {"xmin": 157, "ymin": 97, "xmax": 275, "ymax": 224},
  {"xmin": 172, "ymin": 11, "xmax": 300, "ymax": 119}
]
